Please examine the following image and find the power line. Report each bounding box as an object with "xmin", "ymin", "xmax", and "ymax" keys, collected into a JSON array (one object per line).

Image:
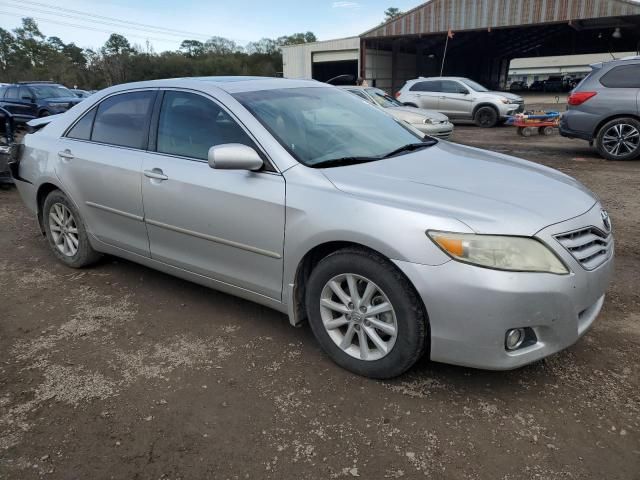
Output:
[
  {"xmin": 0, "ymin": 2, "xmax": 209, "ymax": 40},
  {"xmin": 0, "ymin": 11, "xmax": 181, "ymax": 45},
  {"xmin": 3, "ymin": 0, "xmax": 212, "ymax": 40}
]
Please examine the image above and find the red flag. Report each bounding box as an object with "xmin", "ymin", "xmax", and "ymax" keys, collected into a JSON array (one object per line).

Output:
[{"xmin": 447, "ymin": 28, "xmax": 455, "ymax": 39}]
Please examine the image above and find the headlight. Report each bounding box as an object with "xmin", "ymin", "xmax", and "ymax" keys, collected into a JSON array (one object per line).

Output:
[
  {"xmin": 427, "ymin": 231, "xmax": 568, "ymax": 274},
  {"xmin": 422, "ymin": 118, "xmax": 434, "ymax": 125},
  {"xmin": 499, "ymin": 97, "xmax": 510, "ymax": 104}
]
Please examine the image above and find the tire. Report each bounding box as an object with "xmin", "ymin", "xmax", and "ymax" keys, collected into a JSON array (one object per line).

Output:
[
  {"xmin": 43, "ymin": 190, "xmax": 101, "ymax": 268},
  {"xmin": 539, "ymin": 126, "xmax": 554, "ymax": 136},
  {"xmin": 595, "ymin": 117, "xmax": 640, "ymax": 161},
  {"xmin": 305, "ymin": 248, "xmax": 428, "ymax": 379},
  {"xmin": 474, "ymin": 106, "xmax": 498, "ymax": 128}
]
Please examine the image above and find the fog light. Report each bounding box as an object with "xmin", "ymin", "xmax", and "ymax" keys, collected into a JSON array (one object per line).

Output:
[{"xmin": 505, "ymin": 328, "xmax": 525, "ymax": 350}]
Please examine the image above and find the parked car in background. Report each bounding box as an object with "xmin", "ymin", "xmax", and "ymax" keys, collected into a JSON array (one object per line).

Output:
[
  {"xmin": 10, "ymin": 77, "xmax": 613, "ymax": 378},
  {"xmin": 560, "ymin": 56, "xmax": 640, "ymax": 161},
  {"xmin": 509, "ymin": 81, "xmax": 528, "ymax": 92},
  {"xmin": 340, "ymin": 86, "xmax": 454, "ymax": 139},
  {"xmin": 528, "ymin": 80, "xmax": 546, "ymax": 92},
  {"xmin": 396, "ymin": 77, "xmax": 524, "ymax": 127},
  {"xmin": 71, "ymin": 89, "xmax": 93, "ymax": 99},
  {"xmin": 0, "ymin": 81, "xmax": 83, "ymax": 122},
  {"xmin": 543, "ymin": 75, "xmax": 569, "ymax": 92}
]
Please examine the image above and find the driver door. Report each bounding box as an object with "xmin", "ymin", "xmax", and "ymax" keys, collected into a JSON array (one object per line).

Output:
[{"xmin": 141, "ymin": 90, "xmax": 286, "ymax": 300}]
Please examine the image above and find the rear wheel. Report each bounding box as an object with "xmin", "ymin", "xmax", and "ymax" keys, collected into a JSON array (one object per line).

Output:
[
  {"xmin": 595, "ymin": 118, "xmax": 640, "ymax": 161},
  {"xmin": 474, "ymin": 106, "xmax": 498, "ymax": 128},
  {"xmin": 305, "ymin": 248, "xmax": 428, "ymax": 379},
  {"xmin": 43, "ymin": 190, "xmax": 101, "ymax": 268}
]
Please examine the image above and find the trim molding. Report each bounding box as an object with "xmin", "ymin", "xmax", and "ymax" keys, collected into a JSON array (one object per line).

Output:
[
  {"xmin": 85, "ymin": 201, "xmax": 144, "ymax": 221},
  {"xmin": 145, "ymin": 218, "xmax": 282, "ymax": 259}
]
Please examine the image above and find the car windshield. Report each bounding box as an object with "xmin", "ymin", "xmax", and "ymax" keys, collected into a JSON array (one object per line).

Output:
[
  {"xmin": 30, "ymin": 85, "xmax": 74, "ymax": 98},
  {"xmin": 366, "ymin": 88, "xmax": 404, "ymax": 108},
  {"xmin": 460, "ymin": 79, "xmax": 489, "ymax": 92},
  {"xmin": 234, "ymin": 87, "xmax": 425, "ymax": 167}
]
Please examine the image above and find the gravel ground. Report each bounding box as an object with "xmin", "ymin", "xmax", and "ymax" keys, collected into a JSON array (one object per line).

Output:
[{"xmin": 0, "ymin": 124, "xmax": 638, "ymax": 479}]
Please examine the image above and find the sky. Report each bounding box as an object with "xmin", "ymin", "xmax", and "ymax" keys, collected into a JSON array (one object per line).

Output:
[{"xmin": 0, "ymin": 0, "xmax": 423, "ymax": 52}]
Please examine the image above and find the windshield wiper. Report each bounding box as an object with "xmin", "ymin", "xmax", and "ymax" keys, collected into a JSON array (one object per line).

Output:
[
  {"xmin": 382, "ymin": 140, "xmax": 437, "ymax": 159},
  {"xmin": 310, "ymin": 156, "xmax": 379, "ymax": 169}
]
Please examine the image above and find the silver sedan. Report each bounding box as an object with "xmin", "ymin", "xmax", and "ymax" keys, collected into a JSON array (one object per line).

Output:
[
  {"xmin": 341, "ymin": 86, "xmax": 454, "ymax": 139},
  {"xmin": 10, "ymin": 77, "xmax": 613, "ymax": 378}
]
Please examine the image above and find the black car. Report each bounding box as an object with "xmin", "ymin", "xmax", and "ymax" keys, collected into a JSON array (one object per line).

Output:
[
  {"xmin": 509, "ymin": 81, "xmax": 528, "ymax": 92},
  {"xmin": 0, "ymin": 81, "xmax": 83, "ymax": 123},
  {"xmin": 528, "ymin": 80, "xmax": 546, "ymax": 92}
]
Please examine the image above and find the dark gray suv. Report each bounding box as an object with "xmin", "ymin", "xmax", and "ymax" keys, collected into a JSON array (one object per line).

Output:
[{"xmin": 560, "ymin": 56, "xmax": 640, "ymax": 161}]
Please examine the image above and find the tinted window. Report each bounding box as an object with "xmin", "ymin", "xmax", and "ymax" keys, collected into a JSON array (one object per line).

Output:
[
  {"xmin": 91, "ymin": 91, "xmax": 154, "ymax": 149},
  {"xmin": 409, "ymin": 81, "xmax": 441, "ymax": 92},
  {"xmin": 67, "ymin": 106, "xmax": 97, "ymax": 140},
  {"xmin": 18, "ymin": 87, "xmax": 32, "ymax": 100},
  {"xmin": 600, "ymin": 65, "xmax": 640, "ymax": 88},
  {"xmin": 156, "ymin": 91, "xmax": 255, "ymax": 161},
  {"xmin": 440, "ymin": 80, "xmax": 468, "ymax": 94},
  {"xmin": 5, "ymin": 87, "xmax": 18, "ymax": 99}
]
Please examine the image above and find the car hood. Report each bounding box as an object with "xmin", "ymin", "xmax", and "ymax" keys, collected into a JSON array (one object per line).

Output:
[
  {"xmin": 321, "ymin": 141, "xmax": 596, "ymax": 236},
  {"xmin": 486, "ymin": 91, "xmax": 522, "ymax": 102},
  {"xmin": 387, "ymin": 106, "xmax": 449, "ymax": 122}
]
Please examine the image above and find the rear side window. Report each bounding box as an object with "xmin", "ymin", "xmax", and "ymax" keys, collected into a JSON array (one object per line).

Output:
[
  {"xmin": 156, "ymin": 90, "xmax": 255, "ymax": 161},
  {"xmin": 5, "ymin": 87, "xmax": 18, "ymax": 99},
  {"xmin": 67, "ymin": 106, "xmax": 97, "ymax": 140},
  {"xmin": 599, "ymin": 65, "xmax": 640, "ymax": 88},
  {"xmin": 91, "ymin": 91, "xmax": 155, "ymax": 149},
  {"xmin": 409, "ymin": 81, "xmax": 441, "ymax": 92}
]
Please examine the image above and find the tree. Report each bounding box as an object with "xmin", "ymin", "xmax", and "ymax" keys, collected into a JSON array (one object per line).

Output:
[
  {"xmin": 384, "ymin": 7, "xmax": 403, "ymax": 21},
  {"xmin": 277, "ymin": 32, "xmax": 317, "ymax": 46},
  {"xmin": 102, "ymin": 33, "xmax": 133, "ymax": 56},
  {"xmin": 180, "ymin": 39, "xmax": 204, "ymax": 57}
]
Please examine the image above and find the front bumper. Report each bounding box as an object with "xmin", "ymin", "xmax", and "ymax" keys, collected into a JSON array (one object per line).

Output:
[
  {"xmin": 415, "ymin": 121, "xmax": 454, "ymax": 140},
  {"xmin": 503, "ymin": 102, "xmax": 525, "ymax": 117},
  {"xmin": 394, "ymin": 206, "xmax": 614, "ymax": 370}
]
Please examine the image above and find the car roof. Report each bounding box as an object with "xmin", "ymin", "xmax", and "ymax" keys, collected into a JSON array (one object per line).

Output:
[{"xmin": 94, "ymin": 76, "xmax": 328, "ymax": 96}]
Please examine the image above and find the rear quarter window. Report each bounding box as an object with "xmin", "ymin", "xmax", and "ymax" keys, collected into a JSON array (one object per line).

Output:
[
  {"xmin": 599, "ymin": 64, "xmax": 640, "ymax": 88},
  {"xmin": 67, "ymin": 106, "xmax": 97, "ymax": 141}
]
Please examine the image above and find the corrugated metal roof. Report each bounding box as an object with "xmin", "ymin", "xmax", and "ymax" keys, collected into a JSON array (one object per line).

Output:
[{"xmin": 362, "ymin": 0, "xmax": 640, "ymax": 38}]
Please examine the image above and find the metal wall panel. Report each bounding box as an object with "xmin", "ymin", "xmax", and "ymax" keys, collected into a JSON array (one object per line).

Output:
[{"xmin": 362, "ymin": 0, "xmax": 640, "ymax": 38}]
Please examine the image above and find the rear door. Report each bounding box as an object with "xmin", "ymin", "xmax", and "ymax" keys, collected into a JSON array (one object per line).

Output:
[
  {"xmin": 407, "ymin": 80, "xmax": 441, "ymax": 110},
  {"xmin": 55, "ymin": 90, "xmax": 156, "ymax": 257},
  {"xmin": 141, "ymin": 89, "xmax": 286, "ymax": 300}
]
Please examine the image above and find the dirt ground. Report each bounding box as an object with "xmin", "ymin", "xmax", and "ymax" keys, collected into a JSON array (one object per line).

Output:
[{"xmin": 1, "ymin": 124, "xmax": 639, "ymax": 480}]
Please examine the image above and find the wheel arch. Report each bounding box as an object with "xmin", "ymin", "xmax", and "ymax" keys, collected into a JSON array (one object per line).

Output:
[
  {"xmin": 472, "ymin": 102, "xmax": 499, "ymax": 118},
  {"xmin": 36, "ymin": 182, "xmax": 62, "ymax": 234},
  {"xmin": 287, "ymin": 241, "xmax": 428, "ymax": 332},
  {"xmin": 592, "ymin": 113, "xmax": 640, "ymax": 138}
]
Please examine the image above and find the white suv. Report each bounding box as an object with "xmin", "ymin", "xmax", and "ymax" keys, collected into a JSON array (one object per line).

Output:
[{"xmin": 396, "ymin": 77, "xmax": 524, "ymax": 128}]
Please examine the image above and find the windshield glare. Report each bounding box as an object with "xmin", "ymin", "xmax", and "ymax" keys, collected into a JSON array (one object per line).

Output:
[
  {"xmin": 234, "ymin": 87, "xmax": 423, "ymax": 167},
  {"xmin": 460, "ymin": 79, "xmax": 489, "ymax": 92},
  {"xmin": 31, "ymin": 85, "xmax": 74, "ymax": 98},
  {"xmin": 366, "ymin": 88, "xmax": 404, "ymax": 108}
]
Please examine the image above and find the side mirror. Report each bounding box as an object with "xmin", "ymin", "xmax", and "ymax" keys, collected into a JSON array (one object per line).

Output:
[{"xmin": 208, "ymin": 144, "xmax": 263, "ymax": 171}]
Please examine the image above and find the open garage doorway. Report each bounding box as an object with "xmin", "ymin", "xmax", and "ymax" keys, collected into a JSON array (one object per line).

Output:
[{"xmin": 312, "ymin": 60, "xmax": 358, "ymax": 84}]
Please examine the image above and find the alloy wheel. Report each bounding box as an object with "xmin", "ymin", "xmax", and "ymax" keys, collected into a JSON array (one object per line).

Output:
[
  {"xmin": 48, "ymin": 203, "xmax": 79, "ymax": 257},
  {"xmin": 602, "ymin": 123, "xmax": 640, "ymax": 157},
  {"xmin": 319, "ymin": 273, "xmax": 398, "ymax": 361}
]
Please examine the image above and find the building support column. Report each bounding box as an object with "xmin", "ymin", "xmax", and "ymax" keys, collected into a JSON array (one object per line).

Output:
[{"xmin": 391, "ymin": 40, "xmax": 399, "ymax": 94}]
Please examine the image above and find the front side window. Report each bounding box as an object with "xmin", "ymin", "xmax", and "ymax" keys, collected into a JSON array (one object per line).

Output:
[
  {"xmin": 410, "ymin": 81, "xmax": 440, "ymax": 92},
  {"xmin": 459, "ymin": 79, "xmax": 489, "ymax": 92},
  {"xmin": 91, "ymin": 91, "xmax": 155, "ymax": 149},
  {"xmin": 600, "ymin": 65, "xmax": 640, "ymax": 88},
  {"xmin": 440, "ymin": 81, "xmax": 468, "ymax": 94},
  {"xmin": 234, "ymin": 87, "xmax": 424, "ymax": 167},
  {"xmin": 18, "ymin": 87, "xmax": 33, "ymax": 100},
  {"xmin": 29, "ymin": 85, "xmax": 74, "ymax": 98},
  {"xmin": 156, "ymin": 91, "xmax": 255, "ymax": 161}
]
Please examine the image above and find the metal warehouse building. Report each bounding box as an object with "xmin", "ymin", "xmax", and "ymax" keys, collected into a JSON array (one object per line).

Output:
[{"xmin": 282, "ymin": 0, "xmax": 640, "ymax": 92}]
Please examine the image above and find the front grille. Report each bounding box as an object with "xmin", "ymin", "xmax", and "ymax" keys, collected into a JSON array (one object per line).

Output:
[{"xmin": 555, "ymin": 227, "xmax": 613, "ymax": 270}]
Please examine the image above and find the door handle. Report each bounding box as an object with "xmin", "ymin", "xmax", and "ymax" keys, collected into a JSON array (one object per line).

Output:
[
  {"xmin": 144, "ymin": 168, "xmax": 168, "ymax": 181},
  {"xmin": 58, "ymin": 149, "xmax": 74, "ymax": 160}
]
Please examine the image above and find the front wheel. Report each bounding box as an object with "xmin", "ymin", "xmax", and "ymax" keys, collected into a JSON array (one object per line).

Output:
[
  {"xmin": 305, "ymin": 248, "xmax": 428, "ymax": 379},
  {"xmin": 474, "ymin": 106, "xmax": 498, "ymax": 128},
  {"xmin": 595, "ymin": 118, "xmax": 640, "ymax": 161},
  {"xmin": 43, "ymin": 190, "xmax": 101, "ymax": 268}
]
